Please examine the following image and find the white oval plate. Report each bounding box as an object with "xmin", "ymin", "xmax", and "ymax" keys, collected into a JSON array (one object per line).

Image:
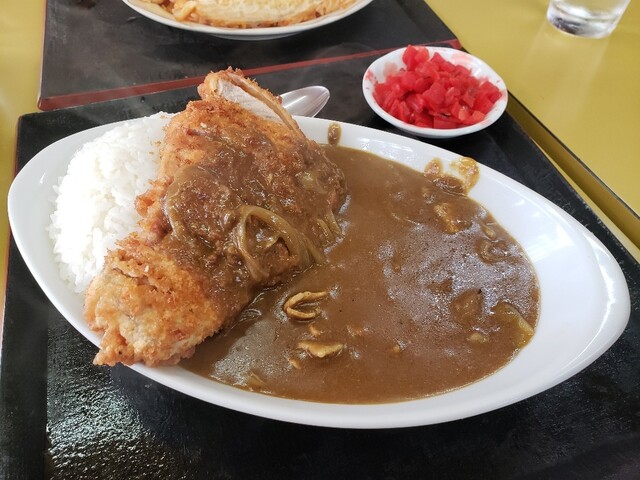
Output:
[
  {"xmin": 8, "ymin": 116, "xmax": 630, "ymax": 429},
  {"xmin": 123, "ymin": 0, "xmax": 373, "ymax": 40},
  {"xmin": 363, "ymin": 47, "xmax": 508, "ymax": 138}
]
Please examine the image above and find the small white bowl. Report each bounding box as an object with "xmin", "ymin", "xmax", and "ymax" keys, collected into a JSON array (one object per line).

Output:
[{"xmin": 363, "ymin": 46, "xmax": 508, "ymax": 139}]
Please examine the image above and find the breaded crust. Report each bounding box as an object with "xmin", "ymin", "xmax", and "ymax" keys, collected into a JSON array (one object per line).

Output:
[
  {"xmin": 85, "ymin": 234, "xmax": 246, "ymax": 366},
  {"xmin": 132, "ymin": 0, "xmax": 358, "ymax": 28}
]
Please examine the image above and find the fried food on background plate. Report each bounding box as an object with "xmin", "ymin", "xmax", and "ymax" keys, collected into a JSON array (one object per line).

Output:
[{"xmin": 132, "ymin": 0, "xmax": 358, "ymax": 28}]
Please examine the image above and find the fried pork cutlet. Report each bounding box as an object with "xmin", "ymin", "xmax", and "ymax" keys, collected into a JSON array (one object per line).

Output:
[{"xmin": 84, "ymin": 69, "xmax": 346, "ymax": 366}]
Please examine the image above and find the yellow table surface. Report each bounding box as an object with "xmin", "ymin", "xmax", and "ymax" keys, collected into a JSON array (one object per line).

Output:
[
  {"xmin": 0, "ymin": 1, "xmax": 43, "ymax": 317},
  {"xmin": 427, "ymin": 0, "xmax": 640, "ymax": 252},
  {"xmin": 0, "ymin": 0, "xmax": 638, "ymax": 320}
]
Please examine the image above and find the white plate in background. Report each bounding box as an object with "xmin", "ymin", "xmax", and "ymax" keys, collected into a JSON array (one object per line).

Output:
[{"xmin": 123, "ymin": 0, "xmax": 373, "ymax": 40}]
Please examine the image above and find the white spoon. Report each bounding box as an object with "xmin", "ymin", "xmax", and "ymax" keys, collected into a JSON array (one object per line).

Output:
[{"xmin": 280, "ymin": 86, "xmax": 330, "ymax": 117}]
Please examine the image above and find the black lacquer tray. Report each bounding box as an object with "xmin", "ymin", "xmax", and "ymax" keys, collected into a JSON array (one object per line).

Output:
[{"xmin": 2, "ymin": 57, "xmax": 639, "ymax": 479}]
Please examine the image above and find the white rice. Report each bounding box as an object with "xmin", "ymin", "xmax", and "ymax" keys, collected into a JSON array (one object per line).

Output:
[{"xmin": 48, "ymin": 112, "xmax": 172, "ymax": 293}]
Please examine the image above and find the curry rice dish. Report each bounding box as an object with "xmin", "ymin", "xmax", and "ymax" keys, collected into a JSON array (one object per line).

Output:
[{"xmin": 52, "ymin": 70, "xmax": 539, "ymax": 404}]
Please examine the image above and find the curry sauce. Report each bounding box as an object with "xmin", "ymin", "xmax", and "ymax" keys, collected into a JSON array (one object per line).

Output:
[{"xmin": 182, "ymin": 145, "xmax": 539, "ymax": 404}]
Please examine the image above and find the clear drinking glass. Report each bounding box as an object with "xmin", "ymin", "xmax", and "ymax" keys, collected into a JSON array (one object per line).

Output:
[{"xmin": 546, "ymin": 0, "xmax": 631, "ymax": 38}]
